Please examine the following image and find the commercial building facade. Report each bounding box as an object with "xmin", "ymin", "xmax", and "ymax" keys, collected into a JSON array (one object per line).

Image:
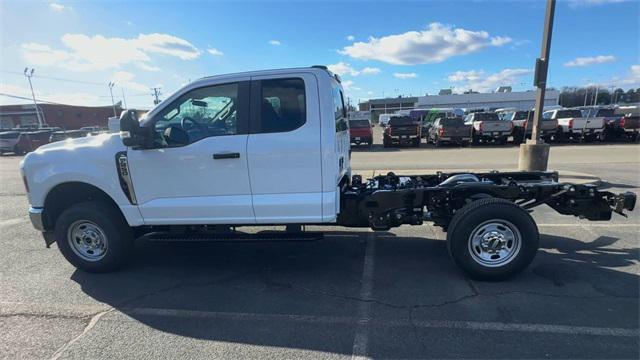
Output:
[
  {"xmin": 359, "ymin": 97, "xmax": 418, "ymax": 123},
  {"xmin": 0, "ymin": 103, "xmax": 122, "ymax": 129},
  {"xmin": 416, "ymin": 90, "xmax": 559, "ymax": 111}
]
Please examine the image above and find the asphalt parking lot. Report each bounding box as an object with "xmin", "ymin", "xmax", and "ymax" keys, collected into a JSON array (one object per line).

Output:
[{"xmin": 1, "ymin": 142, "xmax": 639, "ymax": 359}]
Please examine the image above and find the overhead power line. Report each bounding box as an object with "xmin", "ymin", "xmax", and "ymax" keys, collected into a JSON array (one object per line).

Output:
[{"xmin": 0, "ymin": 92, "xmax": 66, "ymax": 105}]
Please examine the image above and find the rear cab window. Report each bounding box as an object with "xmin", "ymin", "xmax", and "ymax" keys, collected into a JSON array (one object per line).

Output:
[
  {"xmin": 333, "ymin": 85, "xmax": 348, "ymax": 132},
  {"xmin": 259, "ymin": 78, "xmax": 306, "ymax": 133},
  {"xmin": 348, "ymin": 119, "xmax": 370, "ymax": 128}
]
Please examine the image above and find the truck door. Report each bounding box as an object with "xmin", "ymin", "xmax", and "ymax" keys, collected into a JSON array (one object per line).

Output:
[
  {"xmin": 127, "ymin": 79, "xmax": 255, "ymax": 225},
  {"xmin": 247, "ymin": 73, "xmax": 323, "ymax": 223}
]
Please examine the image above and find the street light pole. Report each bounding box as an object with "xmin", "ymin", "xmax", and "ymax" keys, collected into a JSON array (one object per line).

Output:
[
  {"xmin": 519, "ymin": 0, "xmax": 555, "ymax": 171},
  {"xmin": 108, "ymin": 82, "xmax": 117, "ymax": 117},
  {"xmin": 23, "ymin": 68, "xmax": 43, "ymax": 128}
]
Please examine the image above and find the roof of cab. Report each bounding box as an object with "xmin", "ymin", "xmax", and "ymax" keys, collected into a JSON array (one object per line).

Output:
[{"xmin": 198, "ymin": 66, "xmax": 338, "ymax": 83}]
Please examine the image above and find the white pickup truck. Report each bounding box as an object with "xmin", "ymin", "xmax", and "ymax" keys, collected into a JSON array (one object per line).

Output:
[
  {"xmin": 464, "ymin": 112, "xmax": 513, "ymax": 145},
  {"xmin": 20, "ymin": 66, "xmax": 635, "ymax": 281},
  {"xmin": 544, "ymin": 109, "xmax": 605, "ymax": 142}
]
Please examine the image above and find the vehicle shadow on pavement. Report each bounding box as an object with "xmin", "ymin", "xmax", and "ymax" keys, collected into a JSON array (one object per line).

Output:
[{"xmin": 69, "ymin": 231, "xmax": 639, "ymax": 357}]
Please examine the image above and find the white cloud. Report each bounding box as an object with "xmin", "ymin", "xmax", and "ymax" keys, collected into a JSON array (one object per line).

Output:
[
  {"xmin": 346, "ymin": 35, "xmax": 355, "ymax": 41},
  {"xmin": 328, "ymin": 62, "xmax": 360, "ymax": 76},
  {"xmin": 448, "ymin": 68, "xmax": 532, "ymax": 93},
  {"xmin": 268, "ymin": 40, "xmax": 281, "ymax": 46},
  {"xmin": 394, "ymin": 72, "xmax": 417, "ymax": 79},
  {"xmin": 327, "ymin": 62, "xmax": 381, "ymax": 77},
  {"xmin": 361, "ymin": 67, "xmax": 381, "ymax": 75},
  {"xmin": 135, "ymin": 62, "xmax": 161, "ymax": 72},
  {"xmin": 111, "ymin": 71, "xmax": 149, "ymax": 92},
  {"xmin": 619, "ymin": 64, "xmax": 640, "ymax": 86},
  {"xmin": 207, "ymin": 48, "xmax": 224, "ymax": 56},
  {"xmin": 49, "ymin": 3, "xmax": 65, "ymax": 12},
  {"xmin": 21, "ymin": 33, "xmax": 201, "ymax": 71},
  {"xmin": 342, "ymin": 80, "xmax": 358, "ymax": 91},
  {"xmin": 340, "ymin": 23, "xmax": 511, "ymax": 65},
  {"xmin": 447, "ymin": 70, "xmax": 484, "ymax": 82},
  {"xmin": 568, "ymin": 0, "xmax": 628, "ymax": 8},
  {"xmin": 564, "ymin": 55, "xmax": 616, "ymax": 67}
]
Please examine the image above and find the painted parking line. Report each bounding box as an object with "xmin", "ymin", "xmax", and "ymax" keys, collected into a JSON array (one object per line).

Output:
[{"xmin": 351, "ymin": 232, "xmax": 376, "ymax": 360}]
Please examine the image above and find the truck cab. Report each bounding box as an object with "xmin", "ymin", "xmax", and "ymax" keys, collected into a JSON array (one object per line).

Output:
[{"xmin": 22, "ymin": 67, "xmax": 351, "ymax": 235}]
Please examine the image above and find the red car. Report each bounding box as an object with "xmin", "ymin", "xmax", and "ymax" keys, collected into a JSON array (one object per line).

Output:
[
  {"xmin": 349, "ymin": 118, "xmax": 373, "ymax": 147},
  {"xmin": 14, "ymin": 130, "xmax": 52, "ymax": 154}
]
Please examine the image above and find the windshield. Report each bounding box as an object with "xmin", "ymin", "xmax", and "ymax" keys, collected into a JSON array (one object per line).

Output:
[
  {"xmin": 441, "ymin": 118, "xmax": 465, "ymax": 126},
  {"xmin": 474, "ymin": 113, "xmax": 500, "ymax": 121},
  {"xmin": 513, "ymin": 111, "xmax": 532, "ymax": 121},
  {"xmin": 389, "ymin": 116, "xmax": 415, "ymax": 126},
  {"xmin": 596, "ymin": 109, "xmax": 615, "ymax": 117},
  {"xmin": 349, "ymin": 119, "xmax": 370, "ymax": 128},
  {"xmin": 557, "ymin": 110, "xmax": 583, "ymax": 118}
]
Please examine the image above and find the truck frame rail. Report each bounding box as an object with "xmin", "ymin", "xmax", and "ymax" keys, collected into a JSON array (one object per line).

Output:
[{"xmin": 338, "ymin": 171, "xmax": 636, "ymax": 230}]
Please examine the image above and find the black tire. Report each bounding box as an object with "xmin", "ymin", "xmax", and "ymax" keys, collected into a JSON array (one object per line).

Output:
[
  {"xmin": 461, "ymin": 140, "xmax": 470, "ymax": 147},
  {"xmin": 446, "ymin": 198, "xmax": 539, "ymax": 281},
  {"xmin": 54, "ymin": 201, "xmax": 133, "ymax": 272},
  {"xmin": 471, "ymin": 131, "xmax": 479, "ymax": 145},
  {"xmin": 13, "ymin": 145, "xmax": 24, "ymax": 155}
]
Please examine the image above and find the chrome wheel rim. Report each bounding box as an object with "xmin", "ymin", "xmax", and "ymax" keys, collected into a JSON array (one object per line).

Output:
[
  {"xmin": 468, "ymin": 219, "xmax": 521, "ymax": 267},
  {"xmin": 67, "ymin": 220, "xmax": 108, "ymax": 262}
]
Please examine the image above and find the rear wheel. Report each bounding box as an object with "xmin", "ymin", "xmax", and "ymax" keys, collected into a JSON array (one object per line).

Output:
[
  {"xmin": 446, "ymin": 198, "xmax": 539, "ymax": 281},
  {"xmin": 54, "ymin": 201, "xmax": 133, "ymax": 272},
  {"xmin": 413, "ymin": 138, "xmax": 421, "ymax": 147}
]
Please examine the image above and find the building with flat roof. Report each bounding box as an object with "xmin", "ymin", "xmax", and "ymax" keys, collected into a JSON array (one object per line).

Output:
[
  {"xmin": 0, "ymin": 103, "xmax": 122, "ymax": 129},
  {"xmin": 358, "ymin": 96, "xmax": 418, "ymax": 122},
  {"xmin": 417, "ymin": 90, "xmax": 559, "ymax": 111}
]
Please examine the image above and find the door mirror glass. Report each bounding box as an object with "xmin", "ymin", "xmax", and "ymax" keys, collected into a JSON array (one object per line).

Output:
[{"xmin": 120, "ymin": 110, "xmax": 148, "ymax": 147}]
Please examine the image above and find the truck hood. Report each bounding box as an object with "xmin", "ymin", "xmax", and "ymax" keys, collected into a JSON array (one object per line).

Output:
[
  {"xmin": 35, "ymin": 133, "xmax": 124, "ymax": 154},
  {"xmin": 22, "ymin": 133, "xmax": 126, "ymax": 171}
]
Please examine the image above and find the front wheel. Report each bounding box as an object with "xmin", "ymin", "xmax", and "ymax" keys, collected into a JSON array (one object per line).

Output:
[
  {"xmin": 54, "ymin": 201, "xmax": 133, "ymax": 272},
  {"xmin": 446, "ymin": 198, "xmax": 539, "ymax": 281}
]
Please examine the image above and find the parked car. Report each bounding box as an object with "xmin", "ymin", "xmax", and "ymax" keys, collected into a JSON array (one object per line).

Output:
[
  {"xmin": 421, "ymin": 108, "xmax": 464, "ymax": 138},
  {"xmin": 428, "ymin": 117, "xmax": 471, "ymax": 147},
  {"xmin": 49, "ymin": 130, "xmax": 90, "ymax": 143},
  {"xmin": 0, "ymin": 131, "xmax": 21, "ymax": 154},
  {"xmin": 544, "ymin": 109, "xmax": 605, "ymax": 142},
  {"xmin": 383, "ymin": 116, "xmax": 421, "ymax": 147},
  {"xmin": 14, "ymin": 130, "xmax": 52, "ymax": 154},
  {"xmin": 499, "ymin": 110, "xmax": 558, "ymax": 143},
  {"xmin": 577, "ymin": 106, "xmax": 621, "ymax": 141},
  {"xmin": 617, "ymin": 108, "xmax": 640, "ymax": 142},
  {"xmin": 465, "ymin": 112, "xmax": 512, "ymax": 145},
  {"xmin": 20, "ymin": 66, "xmax": 635, "ymax": 279},
  {"xmin": 348, "ymin": 118, "xmax": 373, "ymax": 147},
  {"xmin": 378, "ymin": 114, "xmax": 393, "ymax": 127}
]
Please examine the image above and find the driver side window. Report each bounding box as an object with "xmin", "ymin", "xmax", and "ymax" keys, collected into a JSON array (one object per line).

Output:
[{"xmin": 154, "ymin": 82, "xmax": 240, "ymax": 146}]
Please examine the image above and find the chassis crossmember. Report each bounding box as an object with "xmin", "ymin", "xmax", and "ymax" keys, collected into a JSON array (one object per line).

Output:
[{"xmin": 337, "ymin": 171, "xmax": 636, "ymax": 230}]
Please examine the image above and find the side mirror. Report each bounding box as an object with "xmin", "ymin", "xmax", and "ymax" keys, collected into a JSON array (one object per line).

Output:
[{"xmin": 119, "ymin": 110, "xmax": 146, "ymax": 147}]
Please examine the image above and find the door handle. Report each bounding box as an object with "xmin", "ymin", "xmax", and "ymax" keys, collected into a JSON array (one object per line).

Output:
[{"xmin": 213, "ymin": 152, "xmax": 240, "ymax": 159}]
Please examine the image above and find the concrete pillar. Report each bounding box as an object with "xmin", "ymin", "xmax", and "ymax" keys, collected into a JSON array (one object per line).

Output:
[{"xmin": 518, "ymin": 139, "xmax": 550, "ymax": 171}]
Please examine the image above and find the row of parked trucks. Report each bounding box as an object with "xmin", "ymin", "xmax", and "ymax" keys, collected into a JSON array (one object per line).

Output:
[{"xmin": 358, "ymin": 105, "xmax": 640, "ymax": 148}]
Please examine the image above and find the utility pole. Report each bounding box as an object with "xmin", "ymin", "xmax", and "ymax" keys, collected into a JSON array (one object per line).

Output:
[
  {"xmin": 108, "ymin": 82, "xmax": 117, "ymax": 117},
  {"xmin": 23, "ymin": 68, "xmax": 43, "ymax": 128},
  {"xmin": 592, "ymin": 85, "xmax": 599, "ymax": 106},
  {"xmin": 583, "ymin": 86, "xmax": 589, "ymax": 106},
  {"xmin": 151, "ymin": 87, "xmax": 162, "ymax": 105},
  {"xmin": 121, "ymin": 87, "xmax": 128, "ymax": 109},
  {"xmin": 519, "ymin": 0, "xmax": 555, "ymax": 171}
]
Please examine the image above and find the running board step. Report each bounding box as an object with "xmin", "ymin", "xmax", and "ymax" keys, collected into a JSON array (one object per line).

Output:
[{"xmin": 144, "ymin": 231, "xmax": 324, "ymax": 243}]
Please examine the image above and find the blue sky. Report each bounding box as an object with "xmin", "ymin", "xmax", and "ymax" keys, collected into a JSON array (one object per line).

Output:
[{"xmin": 1, "ymin": 0, "xmax": 638, "ymax": 108}]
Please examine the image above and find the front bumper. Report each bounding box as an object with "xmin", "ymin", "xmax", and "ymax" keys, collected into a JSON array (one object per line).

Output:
[{"xmin": 29, "ymin": 207, "xmax": 45, "ymax": 231}]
